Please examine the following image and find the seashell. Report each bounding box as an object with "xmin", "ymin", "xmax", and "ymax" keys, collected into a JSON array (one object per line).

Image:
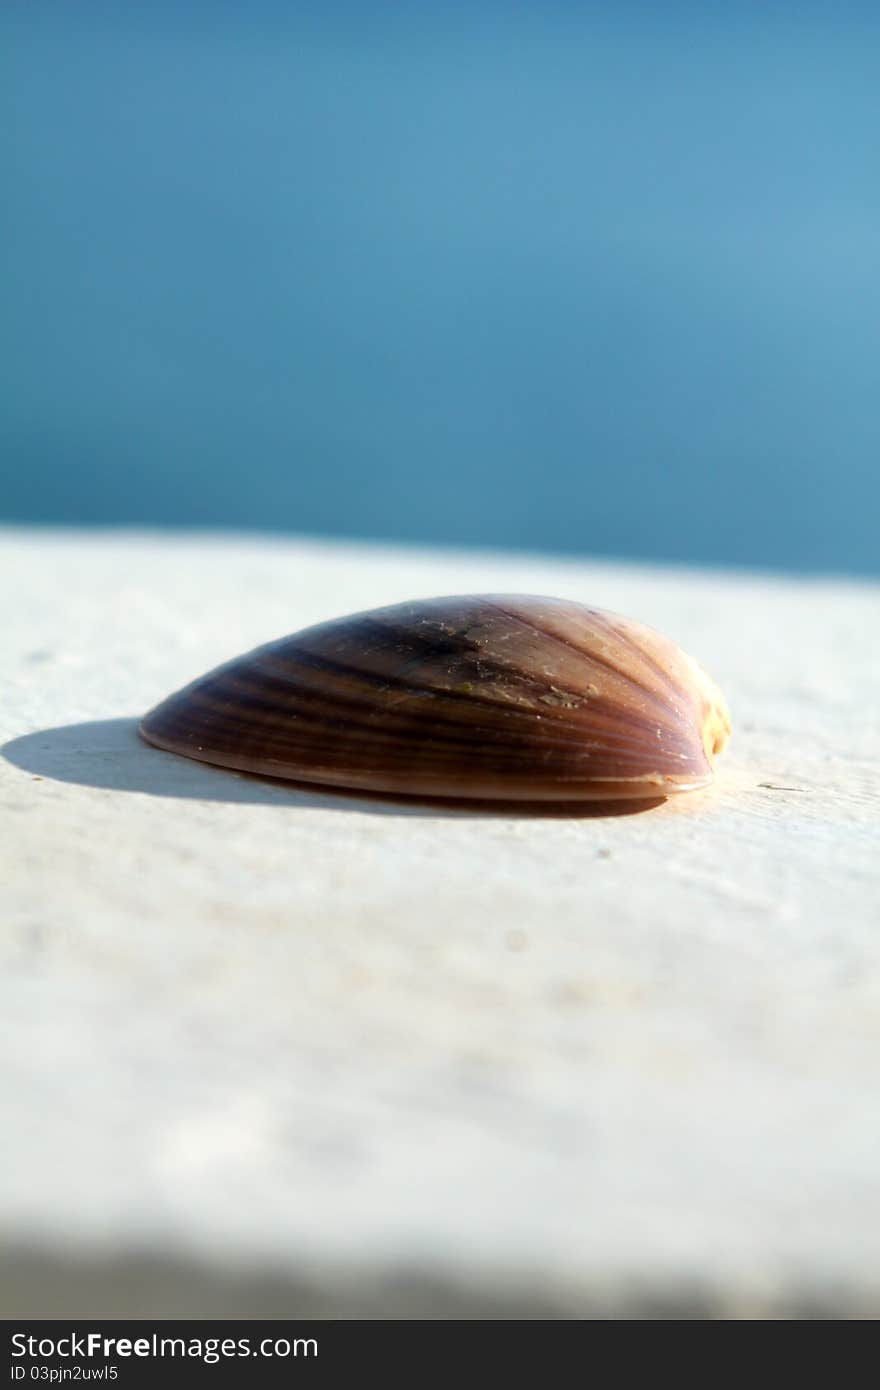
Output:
[{"xmin": 140, "ymin": 595, "xmax": 730, "ymax": 802}]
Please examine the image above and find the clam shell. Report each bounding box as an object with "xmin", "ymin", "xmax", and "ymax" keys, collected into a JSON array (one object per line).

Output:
[{"xmin": 140, "ymin": 595, "xmax": 730, "ymax": 801}]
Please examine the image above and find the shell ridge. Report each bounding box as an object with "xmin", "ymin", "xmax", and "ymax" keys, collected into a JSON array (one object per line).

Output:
[
  {"xmin": 182, "ymin": 663, "xmax": 610, "ymax": 757},
  {"xmin": 284, "ymin": 640, "xmax": 685, "ymax": 754},
  {"xmin": 204, "ymin": 628, "xmax": 702, "ymax": 763},
  {"xmin": 484, "ymin": 600, "xmax": 684, "ymax": 728},
  {"xmin": 352, "ymin": 609, "xmax": 672, "ymax": 732},
  {"xmin": 171, "ymin": 694, "xmax": 628, "ymax": 773},
  {"xmin": 185, "ymin": 652, "xmax": 691, "ymax": 771},
  {"xmin": 288, "ymin": 632, "xmax": 606, "ymax": 735},
  {"xmin": 603, "ymin": 618, "xmax": 693, "ymax": 715}
]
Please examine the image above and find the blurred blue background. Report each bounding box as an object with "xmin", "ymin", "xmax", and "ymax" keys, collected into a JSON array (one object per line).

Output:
[{"xmin": 2, "ymin": 1, "xmax": 878, "ymax": 573}]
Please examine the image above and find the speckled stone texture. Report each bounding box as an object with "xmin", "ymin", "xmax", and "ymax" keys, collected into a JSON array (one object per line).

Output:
[{"xmin": 1, "ymin": 529, "xmax": 878, "ymax": 1319}]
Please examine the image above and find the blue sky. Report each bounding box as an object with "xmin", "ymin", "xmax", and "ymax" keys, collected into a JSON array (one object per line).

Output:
[{"xmin": 3, "ymin": 2, "xmax": 878, "ymax": 572}]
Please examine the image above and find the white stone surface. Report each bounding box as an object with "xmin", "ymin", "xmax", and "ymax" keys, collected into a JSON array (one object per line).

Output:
[{"xmin": 1, "ymin": 527, "xmax": 879, "ymax": 1318}]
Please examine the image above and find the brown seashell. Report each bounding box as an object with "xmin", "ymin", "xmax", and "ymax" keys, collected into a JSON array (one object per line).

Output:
[{"xmin": 140, "ymin": 595, "xmax": 730, "ymax": 802}]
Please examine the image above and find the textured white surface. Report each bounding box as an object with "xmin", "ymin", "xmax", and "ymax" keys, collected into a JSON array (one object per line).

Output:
[{"xmin": 1, "ymin": 528, "xmax": 879, "ymax": 1317}]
